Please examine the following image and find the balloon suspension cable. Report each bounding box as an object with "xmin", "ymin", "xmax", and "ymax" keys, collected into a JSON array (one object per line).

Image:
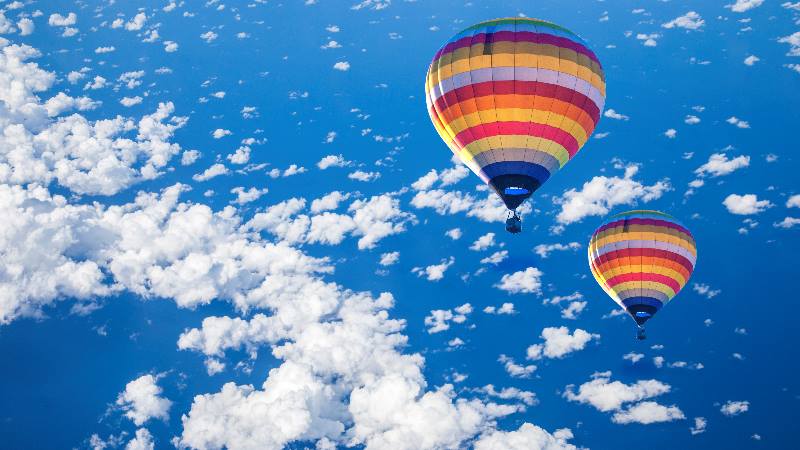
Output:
[{"xmin": 636, "ymin": 326, "xmax": 646, "ymax": 341}]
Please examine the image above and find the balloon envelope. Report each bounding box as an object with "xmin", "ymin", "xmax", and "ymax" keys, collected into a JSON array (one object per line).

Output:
[
  {"xmin": 425, "ymin": 18, "xmax": 606, "ymax": 210},
  {"xmin": 588, "ymin": 210, "xmax": 697, "ymax": 325}
]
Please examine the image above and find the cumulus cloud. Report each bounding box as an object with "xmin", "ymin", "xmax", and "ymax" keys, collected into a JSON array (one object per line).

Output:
[
  {"xmin": 470, "ymin": 232, "xmax": 496, "ymax": 251},
  {"xmin": 247, "ymin": 194, "xmax": 415, "ymax": 250},
  {"xmin": 720, "ymin": 400, "xmax": 749, "ymax": 416},
  {"xmin": 193, "ymin": 163, "xmax": 229, "ymax": 181},
  {"xmin": 0, "ymin": 42, "xmax": 187, "ymax": 195},
  {"xmin": 695, "ymin": 153, "xmax": 750, "ymax": 178},
  {"xmin": 534, "ymin": 242, "xmax": 580, "ymax": 258},
  {"xmin": 125, "ymin": 428, "xmax": 154, "ymax": 450},
  {"xmin": 726, "ymin": 116, "xmax": 750, "ymax": 128},
  {"xmin": 726, "ymin": 0, "xmax": 764, "ymax": 13},
  {"xmin": 603, "ymin": 109, "xmax": 629, "ymax": 120},
  {"xmin": 779, "ymin": 32, "xmax": 800, "ymax": 56},
  {"xmin": 333, "ymin": 61, "xmax": 350, "ymax": 71},
  {"xmin": 116, "ymin": 374, "xmax": 171, "ymax": 426},
  {"xmin": 612, "ymin": 401, "xmax": 685, "ymax": 424},
  {"xmin": 526, "ymin": 327, "xmax": 599, "ymax": 360},
  {"xmin": 564, "ymin": 372, "xmax": 682, "ymax": 424},
  {"xmin": 662, "ymin": 12, "xmax": 705, "ymax": 30},
  {"xmin": 474, "ymin": 423, "xmax": 578, "ymax": 450},
  {"xmin": 412, "ymin": 257, "xmax": 455, "ymax": 281},
  {"xmin": 553, "ymin": 164, "xmax": 669, "ymax": 226},
  {"xmin": 690, "ymin": 416, "xmax": 708, "ymax": 435},
  {"xmin": 48, "ymin": 13, "xmax": 77, "ymax": 27},
  {"xmin": 424, "ymin": 303, "xmax": 471, "ymax": 333},
  {"xmin": 411, "ymin": 188, "xmax": 532, "ymax": 223},
  {"xmin": 722, "ymin": 194, "xmax": 773, "ymax": 215},
  {"xmin": 496, "ymin": 267, "xmax": 543, "ymax": 295},
  {"xmin": 498, "ymin": 354, "xmax": 537, "ymax": 378},
  {"xmin": 317, "ymin": 154, "xmax": 350, "ymax": 169}
]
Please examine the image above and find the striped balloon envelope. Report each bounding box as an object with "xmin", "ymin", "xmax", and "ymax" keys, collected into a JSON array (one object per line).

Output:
[
  {"xmin": 425, "ymin": 18, "xmax": 606, "ymax": 212},
  {"xmin": 588, "ymin": 210, "xmax": 697, "ymax": 332}
]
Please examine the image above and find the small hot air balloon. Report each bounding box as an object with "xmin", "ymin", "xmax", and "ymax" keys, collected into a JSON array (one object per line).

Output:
[
  {"xmin": 588, "ymin": 210, "xmax": 697, "ymax": 340},
  {"xmin": 425, "ymin": 18, "xmax": 606, "ymax": 233}
]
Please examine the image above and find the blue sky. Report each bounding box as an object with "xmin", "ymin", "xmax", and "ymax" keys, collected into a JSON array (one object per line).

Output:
[{"xmin": 0, "ymin": 0, "xmax": 798, "ymax": 449}]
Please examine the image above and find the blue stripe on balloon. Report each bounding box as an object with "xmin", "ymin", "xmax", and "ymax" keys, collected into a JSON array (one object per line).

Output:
[
  {"xmin": 622, "ymin": 297, "xmax": 664, "ymax": 310},
  {"xmin": 483, "ymin": 161, "xmax": 551, "ymax": 184}
]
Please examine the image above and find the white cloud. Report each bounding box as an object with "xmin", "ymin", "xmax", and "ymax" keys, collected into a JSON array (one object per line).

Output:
[
  {"xmin": 553, "ymin": 165, "xmax": 669, "ymax": 226},
  {"xmin": 333, "ymin": 61, "xmax": 350, "ymax": 71},
  {"xmin": 474, "ymin": 424, "xmax": 578, "ymax": 450},
  {"xmin": 483, "ymin": 303, "xmax": 515, "ymax": 315},
  {"xmin": 164, "ymin": 41, "xmax": 179, "ymax": 52},
  {"xmin": 695, "ymin": 153, "xmax": 750, "ymax": 177},
  {"xmin": 685, "ymin": 115, "xmax": 701, "ymax": 124},
  {"xmin": 181, "ymin": 150, "xmax": 201, "ymax": 166},
  {"xmin": 534, "ymin": 242, "xmax": 580, "ymax": 258},
  {"xmin": 230, "ymin": 186, "xmax": 268, "ymax": 205},
  {"xmin": 317, "ymin": 154, "xmax": 350, "ymax": 169},
  {"xmin": 612, "ymin": 401, "xmax": 685, "ymax": 424},
  {"xmin": 720, "ymin": 400, "xmax": 749, "ymax": 416},
  {"xmin": 693, "ymin": 283, "xmax": 721, "ymax": 299},
  {"xmin": 48, "ymin": 13, "xmax": 77, "ymax": 27},
  {"xmin": 125, "ymin": 13, "xmax": 147, "ymax": 31},
  {"xmin": 744, "ymin": 55, "xmax": 760, "ymax": 66},
  {"xmin": 623, "ymin": 352, "xmax": 645, "ymax": 363},
  {"xmin": 445, "ymin": 228, "xmax": 462, "ymax": 240},
  {"xmin": 726, "ymin": 116, "xmax": 750, "ymax": 128},
  {"xmin": 496, "ymin": 267, "xmax": 543, "ymax": 295},
  {"xmin": 662, "ymin": 11, "xmax": 705, "ymax": 30},
  {"xmin": 779, "ymin": 32, "xmax": 800, "ymax": 56},
  {"xmin": 411, "ymin": 169, "xmax": 439, "ymax": 191},
  {"xmin": 787, "ymin": 195, "xmax": 800, "ymax": 208},
  {"xmin": 664, "ymin": 128, "xmax": 677, "ymax": 138},
  {"xmin": 95, "ymin": 46, "xmax": 115, "ymax": 54},
  {"xmin": 636, "ymin": 33, "xmax": 660, "ymax": 47},
  {"xmin": 526, "ymin": 327, "xmax": 598, "ymax": 360},
  {"xmin": 212, "ymin": 128, "xmax": 232, "ymax": 139},
  {"xmin": 470, "ymin": 232, "xmax": 496, "ymax": 251},
  {"xmin": 690, "ymin": 416, "xmax": 707, "ymax": 435},
  {"xmin": 116, "ymin": 374, "xmax": 171, "ymax": 426},
  {"xmin": 411, "ymin": 188, "xmax": 533, "ymax": 223},
  {"xmin": 560, "ymin": 301, "xmax": 587, "ymax": 320},
  {"xmin": 564, "ymin": 372, "xmax": 677, "ymax": 421},
  {"xmin": 120, "ymin": 96, "xmax": 143, "ymax": 107},
  {"xmin": 247, "ymin": 194, "xmax": 414, "ymax": 250},
  {"xmin": 17, "ymin": 18, "xmax": 34, "ymax": 36},
  {"xmin": 413, "ymin": 257, "xmax": 455, "ymax": 281},
  {"xmin": 200, "ymin": 31, "xmax": 218, "ymax": 43},
  {"xmin": 193, "ymin": 163, "xmax": 229, "ymax": 182},
  {"xmin": 125, "ymin": 428, "xmax": 154, "ymax": 450},
  {"xmin": 603, "ymin": 108, "xmax": 629, "ymax": 120},
  {"xmin": 227, "ymin": 145, "xmax": 251, "ymax": 164},
  {"xmin": 310, "ymin": 191, "xmax": 349, "ymax": 213},
  {"xmin": 379, "ymin": 251, "xmax": 399, "ymax": 266},
  {"xmin": 424, "ymin": 303, "xmax": 471, "ymax": 333},
  {"xmin": 722, "ymin": 194, "xmax": 773, "ymax": 215},
  {"xmin": 727, "ymin": 0, "xmax": 765, "ymax": 13},
  {"xmin": 85, "ymin": 75, "xmax": 107, "ymax": 90},
  {"xmin": 348, "ymin": 170, "xmax": 380, "ymax": 182},
  {"xmin": 498, "ymin": 354, "xmax": 537, "ymax": 378},
  {"xmin": 774, "ymin": 217, "xmax": 800, "ymax": 228},
  {"xmin": 480, "ymin": 250, "xmax": 508, "ymax": 265}
]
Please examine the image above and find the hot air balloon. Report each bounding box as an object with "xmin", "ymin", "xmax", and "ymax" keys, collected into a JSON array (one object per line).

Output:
[
  {"xmin": 425, "ymin": 18, "xmax": 606, "ymax": 233},
  {"xmin": 587, "ymin": 210, "xmax": 697, "ymax": 340}
]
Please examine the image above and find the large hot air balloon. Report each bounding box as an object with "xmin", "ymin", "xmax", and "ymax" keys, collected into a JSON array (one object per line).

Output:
[
  {"xmin": 588, "ymin": 210, "xmax": 697, "ymax": 340},
  {"xmin": 425, "ymin": 18, "xmax": 606, "ymax": 233}
]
